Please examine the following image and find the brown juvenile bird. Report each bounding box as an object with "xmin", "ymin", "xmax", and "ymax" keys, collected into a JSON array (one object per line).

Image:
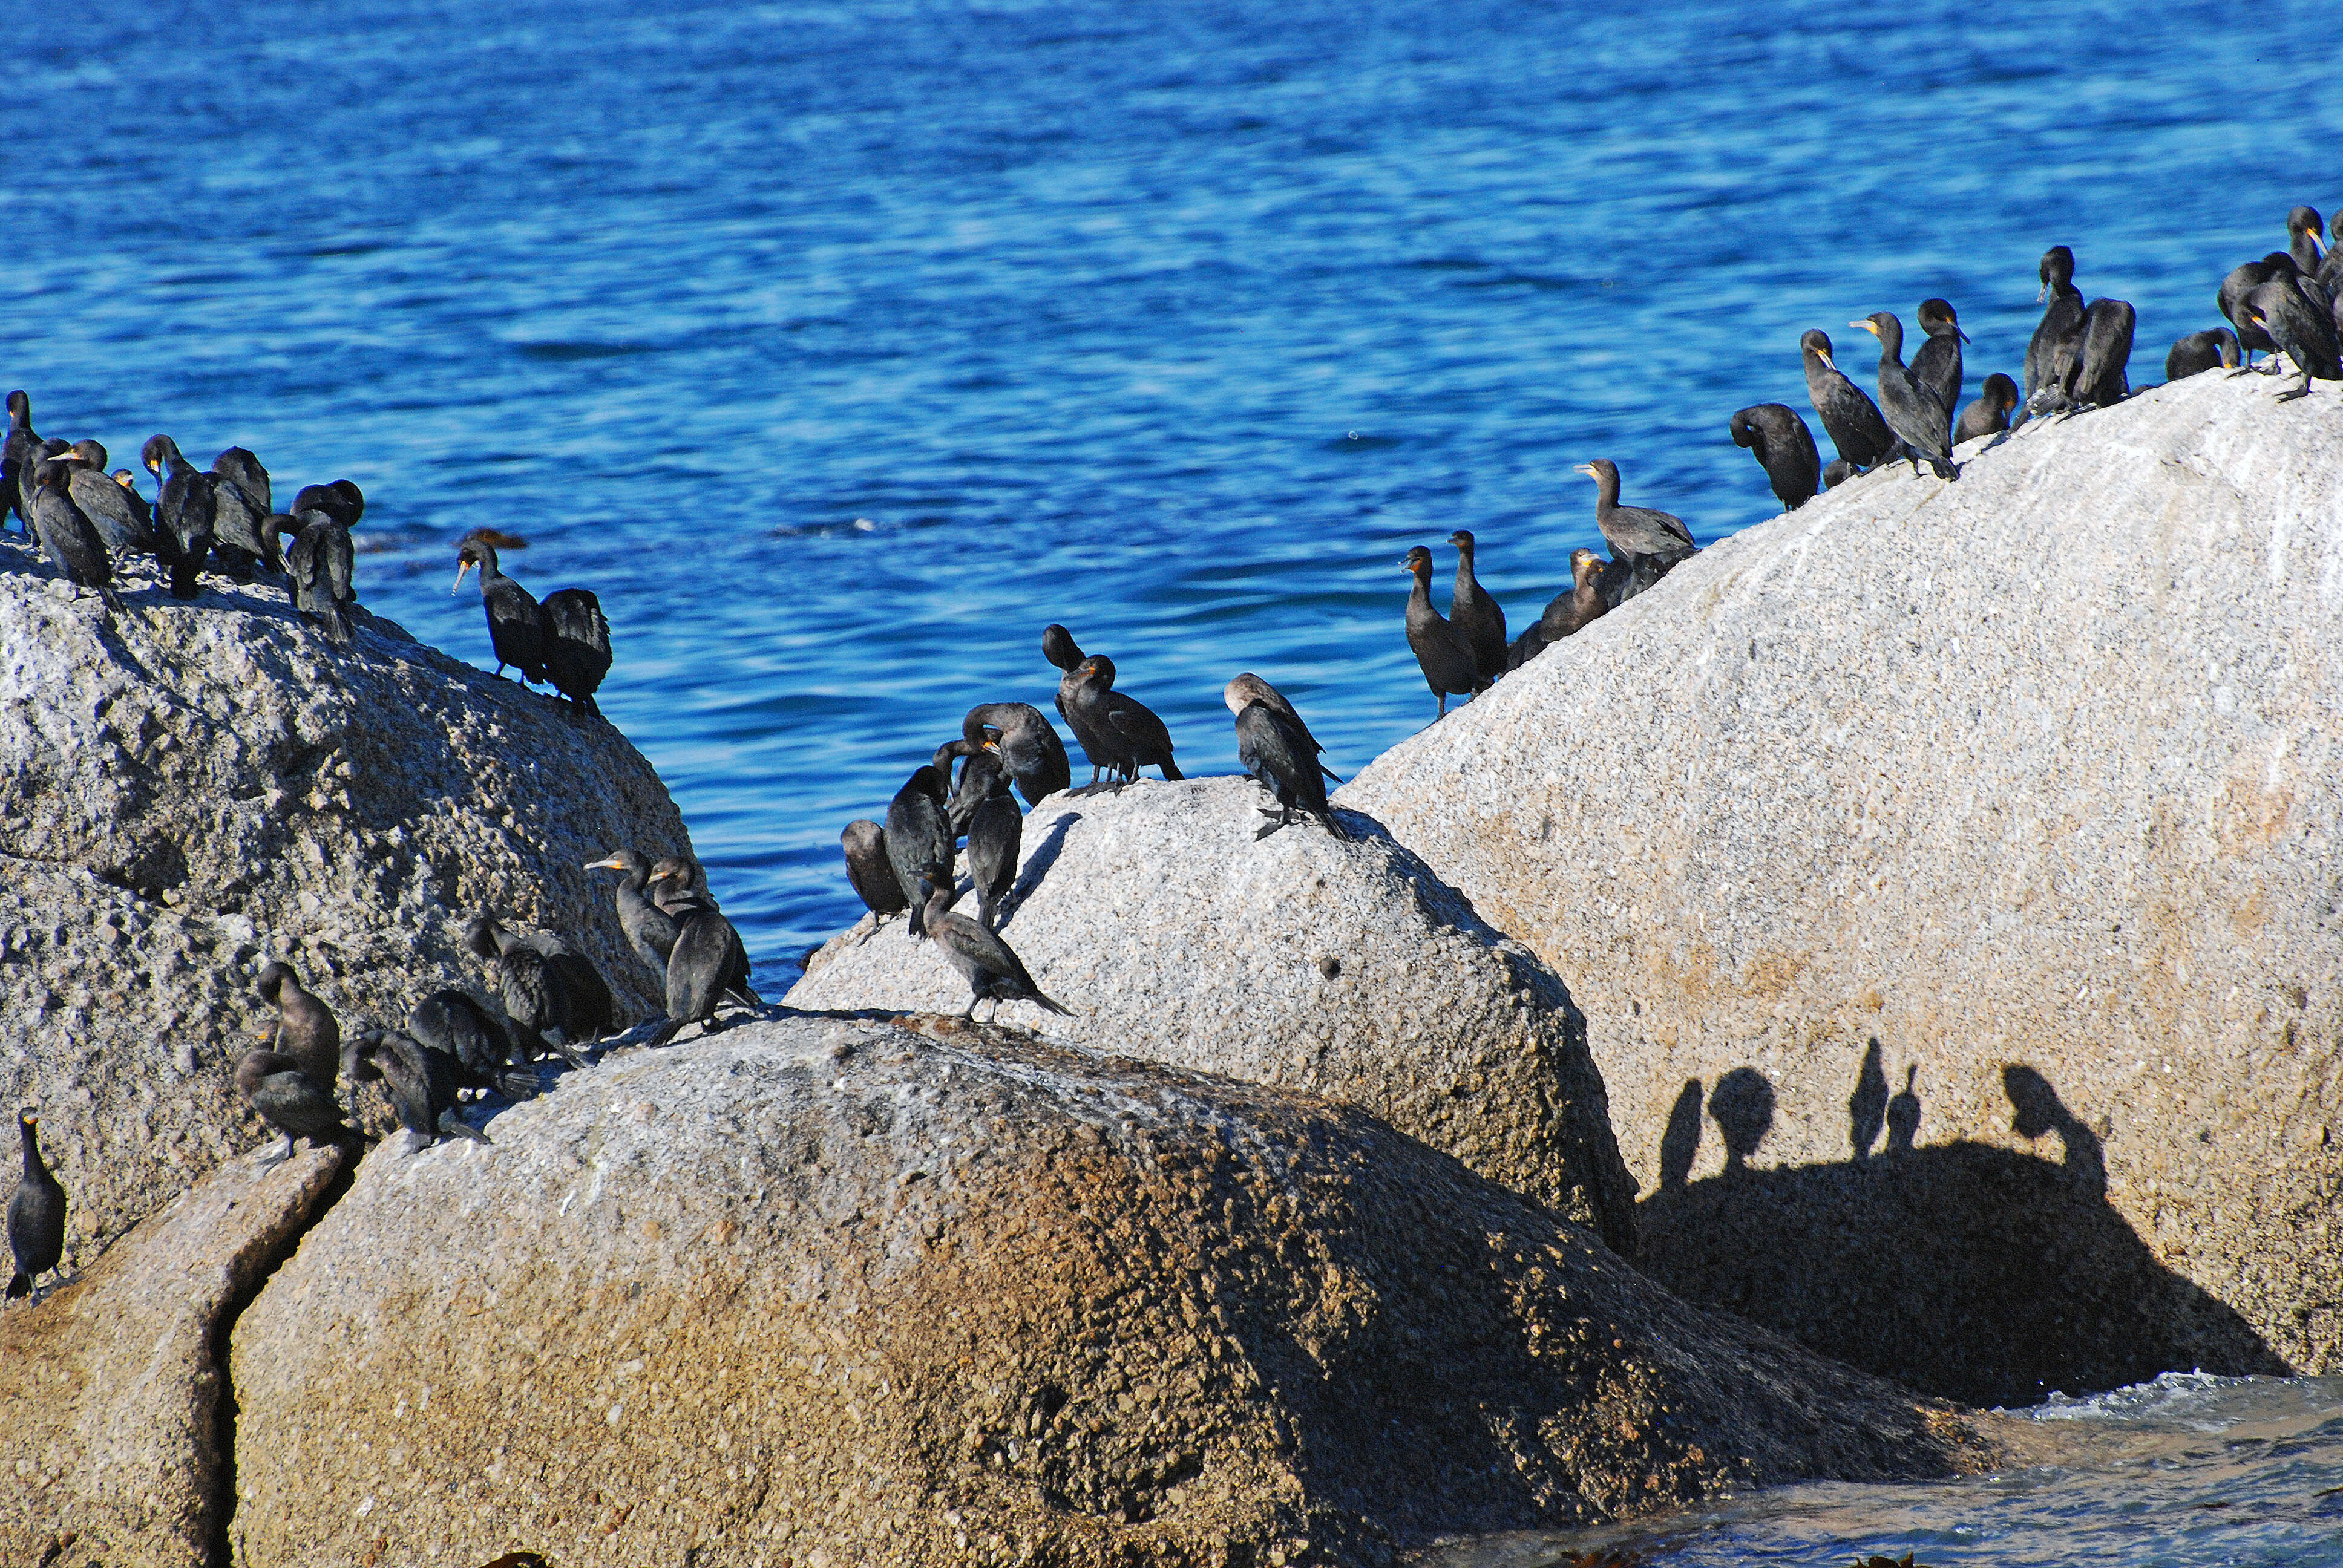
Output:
[
  {"xmin": 917, "ymin": 882, "xmax": 1069, "ymax": 1022},
  {"xmin": 256, "ymin": 962, "xmax": 341, "ymax": 1090},
  {"xmin": 235, "ymin": 1050, "xmax": 355, "ymax": 1165}
]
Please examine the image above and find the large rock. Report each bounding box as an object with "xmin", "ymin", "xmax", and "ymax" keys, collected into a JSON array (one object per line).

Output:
[
  {"xmin": 0, "ymin": 552, "xmax": 692, "ymax": 1260},
  {"xmin": 0, "ymin": 1143, "xmax": 342, "ymax": 1568},
  {"xmin": 228, "ymin": 1016, "xmax": 2005, "ymax": 1567},
  {"xmin": 1340, "ymin": 369, "xmax": 2343, "ymax": 1399},
  {"xmin": 785, "ymin": 776, "xmax": 1637, "ymax": 1249}
]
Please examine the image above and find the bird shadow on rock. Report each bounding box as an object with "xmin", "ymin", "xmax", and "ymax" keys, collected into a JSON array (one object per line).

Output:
[
  {"xmin": 1636, "ymin": 1059, "xmax": 2286, "ymax": 1408},
  {"xmin": 997, "ymin": 809, "xmax": 1081, "ymax": 926}
]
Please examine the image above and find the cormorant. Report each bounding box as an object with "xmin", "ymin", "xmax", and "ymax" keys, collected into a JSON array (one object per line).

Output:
[
  {"xmin": 916, "ymin": 881, "xmax": 1069, "ymax": 1022},
  {"xmin": 143, "ymin": 434, "xmax": 215, "ymax": 599},
  {"xmin": 934, "ymin": 736, "xmax": 1010, "ymax": 835},
  {"xmin": 839, "ymin": 821, "xmax": 909, "ymax": 919},
  {"xmin": 1064, "ymin": 655, "xmax": 1182, "ymax": 785},
  {"xmin": 406, "ymin": 989, "xmax": 539, "ymax": 1099},
  {"xmin": 586, "ymin": 848, "xmax": 684, "ymax": 978},
  {"xmin": 1851, "ymin": 314, "xmax": 1956, "ymax": 478},
  {"xmin": 263, "ymin": 509, "xmax": 356, "ymax": 644},
  {"xmin": 2288, "ymin": 206, "xmax": 2327, "ymax": 279},
  {"xmin": 1821, "ymin": 457, "xmax": 1858, "ymax": 489},
  {"xmin": 25, "ymin": 460, "xmax": 123, "ymax": 610},
  {"xmin": 213, "ymin": 446, "xmax": 272, "ymax": 517},
  {"xmin": 1953, "ymin": 374, "xmax": 2020, "ymax": 443},
  {"xmin": 464, "ymin": 912, "xmax": 589, "ymax": 1067},
  {"xmin": 2, "ymin": 391, "xmax": 35, "ymax": 529},
  {"xmin": 1224, "ymin": 673, "xmax": 1340, "ymax": 782},
  {"xmin": 7, "ymin": 1111, "xmax": 65, "ymax": 1300},
  {"xmin": 644, "ymin": 861, "xmax": 756, "ymax": 1047},
  {"xmin": 1403, "ymin": 544, "xmax": 1483, "ymax": 718},
  {"xmin": 2025, "ymin": 246, "xmax": 2087, "ymax": 408},
  {"xmin": 1446, "ymin": 529, "xmax": 1507, "ymax": 682},
  {"xmin": 59, "ymin": 441, "xmax": 156, "ymax": 554},
  {"xmin": 1225, "ymin": 678, "xmax": 1344, "ymax": 838},
  {"xmin": 644, "ymin": 857, "xmax": 759, "ymax": 1005},
  {"xmin": 540, "ymin": 587, "xmax": 611, "ymax": 721},
  {"xmin": 349, "ymin": 1031, "xmax": 489, "ymax": 1150},
  {"xmin": 206, "ymin": 452, "xmax": 270, "ymax": 578},
  {"xmin": 256, "ymin": 961, "xmax": 341, "ymax": 1090},
  {"xmin": 1801, "ymin": 330, "xmax": 1897, "ymax": 471},
  {"xmin": 2068, "ymin": 299, "xmax": 2137, "ymax": 410},
  {"xmin": 963, "ymin": 773, "xmax": 1022, "ymax": 930},
  {"xmin": 520, "ymin": 928, "xmax": 615, "ymax": 1043},
  {"xmin": 2238, "ymin": 281, "xmax": 2342, "ymax": 402},
  {"xmin": 1910, "ymin": 298, "xmax": 1967, "ymax": 420},
  {"xmin": 2220, "ymin": 253, "xmax": 2295, "ymax": 372},
  {"xmin": 1728, "ymin": 403, "xmax": 1821, "ymax": 511},
  {"xmin": 2166, "ymin": 328, "xmax": 2241, "ymax": 381},
  {"xmin": 1043, "ymin": 624, "xmax": 1116, "ymax": 786},
  {"xmin": 289, "ymin": 480, "xmax": 364, "ymax": 528},
  {"xmin": 1576, "ymin": 458, "xmax": 1699, "ymax": 569},
  {"xmin": 1539, "ymin": 547, "xmax": 1610, "ymax": 642},
  {"xmin": 884, "ymin": 766, "xmax": 955, "ymax": 936},
  {"xmin": 234, "ymin": 1049, "xmax": 354, "ymax": 1165},
  {"xmin": 453, "ymin": 537, "xmax": 546, "ymax": 683},
  {"xmin": 2322, "ymin": 212, "xmax": 2343, "ymax": 298},
  {"xmin": 961, "ymin": 702, "xmax": 1071, "ymax": 806}
]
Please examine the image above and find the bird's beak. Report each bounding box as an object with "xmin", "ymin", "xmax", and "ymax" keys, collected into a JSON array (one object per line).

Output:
[
  {"xmin": 1850, "ymin": 319, "xmax": 1879, "ymax": 336},
  {"xmin": 583, "ymin": 857, "xmax": 621, "ymax": 871},
  {"xmin": 1956, "ymin": 328, "xmax": 1971, "ymax": 344},
  {"xmin": 2036, "ymin": 279, "xmax": 2047, "ymax": 302},
  {"xmin": 452, "ymin": 561, "xmax": 473, "ymax": 593},
  {"xmin": 1816, "ymin": 348, "xmax": 1837, "ymax": 370},
  {"xmin": 2312, "ymin": 231, "xmax": 2328, "ymax": 260},
  {"xmin": 1573, "ymin": 463, "xmax": 1594, "ymax": 478},
  {"xmin": 254, "ymin": 1026, "xmax": 275, "ymax": 1044}
]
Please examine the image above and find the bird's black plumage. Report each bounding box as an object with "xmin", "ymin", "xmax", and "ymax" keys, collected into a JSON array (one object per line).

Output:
[
  {"xmin": 2166, "ymin": 328, "xmax": 2241, "ymax": 381},
  {"xmin": 269, "ymin": 509, "xmax": 356, "ymax": 644},
  {"xmin": 1910, "ymin": 298, "xmax": 1967, "ymax": 421},
  {"xmin": 962, "ymin": 702, "xmax": 1070, "ymax": 806},
  {"xmin": 917, "ymin": 883, "xmax": 1069, "ymax": 1022},
  {"xmin": 1227, "ymin": 681, "xmax": 1343, "ymax": 838},
  {"xmin": 454, "ymin": 537, "xmax": 546, "ymax": 683},
  {"xmin": 1852, "ymin": 313, "xmax": 1955, "ymax": 479},
  {"xmin": 2287, "ymin": 206, "xmax": 2327, "ymax": 279},
  {"xmin": 1578, "ymin": 457, "xmax": 1699, "ymax": 565},
  {"xmin": 586, "ymin": 848, "xmax": 684, "ymax": 979},
  {"xmin": 350, "ymin": 1031, "xmax": 490, "ymax": 1148},
  {"xmin": 2026, "ymin": 246, "xmax": 2088, "ymax": 407},
  {"xmin": 1224, "ymin": 673, "xmax": 1340, "ymax": 782},
  {"xmin": 1402, "ymin": 544, "xmax": 1483, "ymax": 719},
  {"xmin": 1953, "ymin": 374, "xmax": 2019, "ymax": 445},
  {"xmin": 1728, "ymin": 403, "xmax": 1820, "ymax": 511},
  {"xmin": 2, "ymin": 391, "xmax": 36, "ymax": 530},
  {"xmin": 884, "ymin": 766, "xmax": 955, "ymax": 936},
  {"xmin": 522, "ymin": 929, "xmax": 615, "ymax": 1043},
  {"xmin": 540, "ymin": 587, "xmax": 611, "ymax": 721},
  {"xmin": 25, "ymin": 460, "xmax": 123, "ymax": 610},
  {"xmin": 407, "ymin": 988, "xmax": 539, "ymax": 1100},
  {"xmin": 7, "ymin": 1111, "xmax": 66, "ymax": 1299},
  {"xmin": 643, "ymin": 861, "xmax": 756, "ymax": 1047},
  {"xmin": 840, "ymin": 821, "xmax": 909, "ymax": 918},
  {"xmin": 464, "ymin": 913, "xmax": 588, "ymax": 1068},
  {"xmin": 965, "ymin": 784, "xmax": 1022, "ymax": 930},
  {"xmin": 206, "ymin": 451, "xmax": 270, "ymax": 578},
  {"xmin": 1446, "ymin": 529, "xmax": 1507, "ymax": 682},
  {"xmin": 1064, "ymin": 655, "xmax": 1182, "ymax": 785},
  {"xmin": 59, "ymin": 441, "xmax": 156, "ymax": 555},
  {"xmin": 2239, "ymin": 279, "xmax": 2343, "ymax": 402},
  {"xmin": 257, "ymin": 961, "xmax": 341, "ymax": 1091},
  {"xmin": 2069, "ymin": 299, "xmax": 2136, "ymax": 410},
  {"xmin": 143, "ymin": 434, "xmax": 215, "ymax": 599},
  {"xmin": 1800, "ymin": 330, "xmax": 1897, "ymax": 471},
  {"xmin": 2219, "ymin": 253, "xmax": 2295, "ymax": 371},
  {"xmin": 235, "ymin": 1049, "xmax": 354, "ymax": 1162}
]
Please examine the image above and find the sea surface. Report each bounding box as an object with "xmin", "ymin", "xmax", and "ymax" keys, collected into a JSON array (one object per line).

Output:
[{"xmin": 8, "ymin": 6, "xmax": 2342, "ymax": 1554}]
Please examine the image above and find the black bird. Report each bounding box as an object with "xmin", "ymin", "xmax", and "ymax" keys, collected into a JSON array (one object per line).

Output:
[
  {"xmin": 206, "ymin": 451, "xmax": 270, "ymax": 578},
  {"xmin": 1576, "ymin": 458, "xmax": 1698, "ymax": 570},
  {"xmin": 289, "ymin": 480, "xmax": 364, "ymax": 528},
  {"xmin": 962, "ymin": 773, "xmax": 1023, "ymax": 930},
  {"xmin": 916, "ymin": 881, "xmax": 1069, "ymax": 1022},
  {"xmin": 540, "ymin": 588, "xmax": 611, "ymax": 721},
  {"xmin": 2166, "ymin": 328, "xmax": 2241, "ymax": 381},
  {"xmin": 1043, "ymin": 624, "xmax": 1118, "ymax": 787},
  {"xmin": 213, "ymin": 446, "xmax": 272, "ymax": 517},
  {"xmin": 1953, "ymin": 373, "xmax": 2020, "ymax": 444},
  {"xmin": 7, "ymin": 1111, "xmax": 66, "ymax": 1300},
  {"xmin": 935, "ymin": 736, "xmax": 1011, "ymax": 836},
  {"xmin": 25, "ymin": 460, "xmax": 123, "ymax": 610},
  {"xmin": 644, "ymin": 862, "xmax": 756, "ymax": 1048},
  {"xmin": 406, "ymin": 989, "xmax": 539, "ymax": 1100},
  {"xmin": 464, "ymin": 913, "xmax": 589, "ymax": 1068},
  {"xmin": 2219, "ymin": 253, "xmax": 2297, "ymax": 373},
  {"xmin": 2067, "ymin": 299, "xmax": 2137, "ymax": 411},
  {"xmin": 2287, "ymin": 206, "xmax": 2327, "ymax": 279},
  {"xmin": 1538, "ymin": 547, "xmax": 1610, "ymax": 644},
  {"xmin": 2026, "ymin": 246, "xmax": 2088, "ymax": 408},
  {"xmin": 58, "ymin": 441, "xmax": 156, "ymax": 555},
  {"xmin": 1225, "ymin": 677, "xmax": 1344, "ymax": 838},
  {"xmin": 839, "ymin": 821, "xmax": 909, "ymax": 919},
  {"xmin": 586, "ymin": 849, "xmax": 684, "ymax": 979},
  {"xmin": 1446, "ymin": 529, "xmax": 1507, "ymax": 682},
  {"xmin": 234, "ymin": 1049, "xmax": 355, "ymax": 1165},
  {"xmin": 2322, "ymin": 212, "xmax": 2343, "ymax": 299},
  {"xmin": 1224, "ymin": 673, "xmax": 1340, "ymax": 782},
  {"xmin": 255, "ymin": 961, "xmax": 341, "ymax": 1090},
  {"xmin": 884, "ymin": 765, "xmax": 956, "ymax": 937},
  {"xmin": 644, "ymin": 858, "xmax": 760, "ymax": 1006},
  {"xmin": 1851, "ymin": 314, "xmax": 1956, "ymax": 479},
  {"xmin": 961, "ymin": 702, "xmax": 1071, "ymax": 807},
  {"xmin": 1728, "ymin": 404, "xmax": 1821, "ymax": 511},
  {"xmin": 522, "ymin": 929, "xmax": 615, "ymax": 1044},
  {"xmin": 1910, "ymin": 298, "xmax": 1968, "ymax": 421},
  {"xmin": 143, "ymin": 434, "xmax": 216, "ymax": 598},
  {"xmin": 1821, "ymin": 457, "xmax": 1858, "ymax": 489},
  {"xmin": 1800, "ymin": 330, "xmax": 1898, "ymax": 471},
  {"xmin": 349, "ymin": 1031, "xmax": 490, "ymax": 1150},
  {"xmin": 2, "ymin": 390, "xmax": 36, "ymax": 529},
  {"xmin": 1064, "ymin": 655, "xmax": 1182, "ymax": 785},
  {"xmin": 1402, "ymin": 544, "xmax": 1483, "ymax": 719},
  {"xmin": 2238, "ymin": 281, "xmax": 2342, "ymax": 402},
  {"xmin": 453, "ymin": 538, "xmax": 546, "ymax": 682},
  {"xmin": 263, "ymin": 509, "xmax": 356, "ymax": 644}
]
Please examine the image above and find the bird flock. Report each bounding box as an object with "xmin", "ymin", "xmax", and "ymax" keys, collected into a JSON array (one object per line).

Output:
[{"xmin": 8, "ymin": 204, "xmax": 2342, "ymax": 1303}]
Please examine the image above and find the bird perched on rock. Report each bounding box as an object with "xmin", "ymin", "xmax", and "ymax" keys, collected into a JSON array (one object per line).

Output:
[
  {"xmin": 453, "ymin": 537, "xmax": 546, "ymax": 684},
  {"xmin": 644, "ymin": 860, "xmax": 758, "ymax": 1047},
  {"xmin": 520, "ymin": 927, "xmax": 615, "ymax": 1043},
  {"xmin": 1953, "ymin": 374, "xmax": 2020, "ymax": 444},
  {"xmin": 57, "ymin": 440, "xmax": 156, "ymax": 555},
  {"xmin": 290, "ymin": 480, "xmax": 364, "ymax": 528},
  {"xmin": 2287, "ymin": 205, "xmax": 2327, "ymax": 279},
  {"xmin": 213, "ymin": 446, "xmax": 272, "ymax": 518},
  {"xmin": 234, "ymin": 1049, "xmax": 355, "ymax": 1165},
  {"xmin": 2, "ymin": 390, "xmax": 38, "ymax": 531},
  {"xmin": 1850, "ymin": 313, "xmax": 1956, "ymax": 479},
  {"xmin": 1821, "ymin": 457, "xmax": 1858, "ymax": 489},
  {"xmin": 2026, "ymin": 246, "xmax": 2088, "ymax": 409},
  {"xmin": 2238, "ymin": 281, "xmax": 2342, "ymax": 402},
  {"xmin": 1728, "ymin": 404, "xmax": 1821, "ymax": 511},
  {"xmin": 1445, "ymin": 529, "xmax": 1507, "ymax": 684},
  {"xmin": 917, "ymin": 882, "xmax": 1069, "ymax": 1023},
  {"xmin": 1402, "ymin": 544, "xmax": 1483, "ymax": 719},
  {"xmin": 1538, "ymin": 547, "xmax": 1611, "ymax": 645},
  {"xmin": 2067, "ymin": 298, "xmax": 2136, "ymax": 411},
  {"xmin": 960, "ymin": 702, "xmax": 1070, "ymax": 807},
  {"xmin": 586, "ymin": 848, "xmax": 685, "ymax": 979},
  {"xmin": 1224, "ymin": 673, "xmax": 1339, "ymax": 782},
  {"xmin": 262, "ymin": 509, "xmax": 356, "ymax": 644},
  {"xmin": 1910, "ymin": 298, "xmax": 1968, "ymax": 422},
  {"xmin": 934, "ymin": 736, "xmax": 1010, "ymax": 835},
  {"xmin": 1064, "ymin": 655, "xmax": 1182, "ymax": 786},
  {"xmin": 143, "ymin": 435, "xmax": 217, "ymax": 599},
  {"xmin": 840, "ymin": 820, "xmax": 909, "ymax": 920},
  {"xmin": 1801, "ymin": 330, "xmax": 1896, "ymax": 473},
  {"xmin": 2166, "ymin": 328, "xmax": 2241, "ymax": 381},
  {"xmin": 255, "ymin": 961, "xmax": 342, "ymax": 1090},
  {"xmin": 25, "ymin": 459, "xmax": 123, "ymax": 610},
  {"xmin": 464, "ymin": 913, "xmax": 589, "ymax": 1068},
  {"xmin": 962, "ymin": 766, "xmax": 1023, "ymax": 930},
  {"xmin": 1226, "ymin": 676, "xmax": 1345, "ymax": 838},
  {"xmin": 206, "ymin": 451, "xmax": 271, "ymax": 578},
  {"xmin": 349, "ymin": 1031, "xmax": 490, "ymax": 1151},
  {"xmin": 540, "ymin": 587, "xmax": 611, "ymax": 721},
  {"xmin": 8, "ymin": 1110, "xmax": 66, "ymax": 1300},
  {"xmin": 884, "ymin": 766, "xmax": 955, "ymax": 936},
  {"xmin": 2220, "ymin": 253, "xmax": 2298, "ymax": 374},
  {"xmin": 1576, "ymin": 459, "xmax": 1697, "ymax": 581},
  {"xmin": 405, "ymin": 990, "xmax": 540, "ymax": 1100}
]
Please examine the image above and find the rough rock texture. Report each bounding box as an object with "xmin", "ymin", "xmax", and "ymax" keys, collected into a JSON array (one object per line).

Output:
[
  {"xmin": 229, "ymin": 1016, "xmax": 2003, "ymax": 1568},
  {"xmin": 0, "ymin": 548, "xmax": 691, "ymax": 1262},
  {"xmin": 0, "ymin": 1143, "xmax": 342, "ymax": 1568},
  {"xmin": 785, "ymin": 776, "xmax": 1637, "ymax": 1250},
  {"xmin": 1340, "ymin": 368, "xmax": 2343, "ymax": 1400}
]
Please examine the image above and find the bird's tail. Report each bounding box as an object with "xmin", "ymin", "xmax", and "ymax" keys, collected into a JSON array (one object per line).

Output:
[
  {"xmin": 1033, "ymin": 990, "xmax": 1073, "ymax": 1016},
  {"xmin": 1157, "ymin": 757, "xmax": 1184, "ymax": 782},
  {"xmin": 438, "ymin": 1109, "xmax": 492, "ymax": 1145},
  {"xmin": 99, "ymin": 584, "xmax": 124, "ymax": 613},
  {"xmin": 645, "ymin": 1017, "xmax": 685, "ymax": 1049},
  {"xmin": 538, "ymin": 1032, "xmax": 591, "ymax": 1070},
  {"xmin": 1930, "ymin": 456, "xmax": 1959, "ymax": 480},
  {"xmin": 5, "ymin": 1272, "xmax": 28, "ymax": 1299},
  {"xmin": 496, "ymin": 1067, "xmax": 542, "ymax": 1101},
  {"xmin": 317, "ymin": 604, "xmax": 352, "ymax": 645}
]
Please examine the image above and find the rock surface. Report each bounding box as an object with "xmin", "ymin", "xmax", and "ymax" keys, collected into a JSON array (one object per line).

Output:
[
  {"xmin": 0, "ymin": 549, "xmax": 692, "ymax": 1261},
  {"xmin": 786, "ymin": 775, "xmax": 1637, "ymax": 1249},
  {"xmin": 1340, "ymin": 368, "xmax": 2343, "ymax": 1397},
  {"xmin": 0, "ymin": 1142, "xmax": 342, "ymax": 1568},
  {"xmin": 229, "ymin": 1016, "xmax": 2004, "ymax": 1568}
]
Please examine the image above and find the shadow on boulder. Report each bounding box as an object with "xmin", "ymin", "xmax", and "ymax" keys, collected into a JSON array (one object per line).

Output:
[{"xmin": 1637, "ymin": 1060, "xmax": 2286, "ymax": 1408}]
